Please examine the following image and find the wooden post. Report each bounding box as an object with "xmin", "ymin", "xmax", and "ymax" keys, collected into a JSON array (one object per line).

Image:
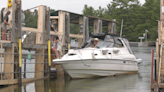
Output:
[
  {"xmin": 46, "ymin": 7, "xmax": 51, "ymax": 79},
  {"xmin": 3, "ymin": 46, "xmax": 14, "ymax": 79},
  {"xmin": 82, "ymin": 16, "xmax": 86, "ymax": 45},
  {"xmin": 17, "ymin": 0, "xmax": 22, "ymax": 86},
  {"xmin": 66, "ymin": 12, "xmax": 70, "ymax": 49},
  {"xmin": 23, "ymin": 59, "xmax": 26, "ymax": 78},
  {"xmin": 35, "ymin": 48, "xmax": 45, "ymax": 78},
  {"xmin": 161, "ymin": 0, "xmax": 164, "ymax": 43},
  {"xmin": 58, "ymin": 11, "xmax": 65, "ymax": 53},
  {"xmin": 85, "ymin": 17, "xmax": 89, "ymax": 42},
  {"xmin": 99, "ymin": 20, "xmax": 102, "ymax": 33},
  {"xmin": 78, "ymin": 16, "xmax": 85, "ymax": 47},
  {"xmin": 108, "ymin": 22, "xmax": 113, "ymax": 34},
  {"xmin": 151, "ymin": 49, "xmax": 154, "ymax": 84},
  {"xmin": 158, "ymin": 21, "xmax": 161, "ymax": 44},
  {"xmin": 9, "ymin": 0, "xmax": 16, "ymax": 42},
  {"xmin": 57, "ymin": 11, "xmax": 65, "ymax": 75},
  {"xmin": 156, "ymin": 40, "xmax": 159, "ymax": 82},
  {"xmin": 36, "ymin": 6, "xmax": 46, "ymax": 44},
  {"xmin": 0, "ymin": 43, "xmax": 2, "ymax": 80},
  {"xmin": 93, "ymin": 19, "xmax": 99, "ymax": 34},
  {"xmin": 35, "ymin": 80, "xmax": 44, "ymax": 92}
]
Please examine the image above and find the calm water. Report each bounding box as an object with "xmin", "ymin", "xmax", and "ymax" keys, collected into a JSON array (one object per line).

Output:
[{"xmin": 0, "ymin": 47, "xmax": 155, "ymax": 92}]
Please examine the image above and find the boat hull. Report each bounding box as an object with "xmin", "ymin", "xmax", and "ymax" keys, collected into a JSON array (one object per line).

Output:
[{"xmin": 54, "ymin": 59, "xmax": 139, "ymax": 78}]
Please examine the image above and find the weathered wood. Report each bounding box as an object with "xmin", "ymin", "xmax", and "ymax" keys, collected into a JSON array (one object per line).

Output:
[
  {"xmin": 22, "ymin": 27, "xmax": 41, "ymax": 33},
  {"xmin": 156, "ymin": 40, "xmax": 159, "ymax": 83},
  {"xmin": 50, "ymin": 16, "xmax": 59, "ymax": 19},
  {"xmin": 11, "ymin": 0, "xmax": 16, "ymax": 42},
  {"xmin": 66, "ymin": 12, "xmax": 70, "ymax": 46},
  {"xmin": 22, "ymin": 27, "xmax": 83, "ymax": 39},
  {"xmin": 158, "ymin": 21, "xmax": 161, "ymax": 44},
  {"xmin": 99, "ymin": 20, "xmax": 102, "ymax": 33},
  {"xmin": 36, "ymin": 6, "xmax": 46, "ymax": 44},
  {"xmin": 86, "ymin": 17, "xmax": 89, "ymax": 41},
  {"xmin": 35, "ymin": 47, "xmax": 45, "ymax": 78},
  {"xmin": 94, "ymin": 19, "xmax": 99, "ymax": 34},
  {"xmin": 108, "ymin": 22, "xmax": 113, "ymax": 34},
  {"xmin": 78, "ymin": 16, "xmax": 84, "ymax": 47},
  {"xmin": 3, "ymin": 45, "xmax": 14, "ymax": 79},
  {"xmin": 82, "ymin": 16, "xmax": 86, "ymax": 45},
  {"xmin": 161, "ymin": 0, "xmax": 164, "ymax": 20},
  {"xmin": 46, "ymin": 7, "xmax": 50, "ymax": 42},
  {"xmin": 0, "ymin": 43, "xmax": 2, "ymax": 80},
  {"xmin": 35, "ymin": 80, "xmax": 44, "ymax": 92}
]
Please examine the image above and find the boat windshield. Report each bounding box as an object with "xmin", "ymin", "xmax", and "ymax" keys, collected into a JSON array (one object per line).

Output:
[
  {"xmin": 123, "ymin": 38, "xmax": 133, "ymax": 54},
  {"xmin": 95, "ymin": 41, "xmax": 112, "ymax": 48},
  {"xmin": 84, "ymin": 39, "xmax": 113, "ymax": 48}
]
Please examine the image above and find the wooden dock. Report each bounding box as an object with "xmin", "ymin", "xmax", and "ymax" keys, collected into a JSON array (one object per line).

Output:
[
  {"xmin": 0, "ymin": 0, "xmax": 117, "ymax": 86},
  {"xmin": 151, "ymin": 0, "xmax": 164, "ymax": 91}
]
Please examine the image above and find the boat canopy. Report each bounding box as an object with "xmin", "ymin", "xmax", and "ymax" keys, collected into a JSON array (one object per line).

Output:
[{"xmin": 82, "ymin": 33, "xmax": 129, "ymax": 49}]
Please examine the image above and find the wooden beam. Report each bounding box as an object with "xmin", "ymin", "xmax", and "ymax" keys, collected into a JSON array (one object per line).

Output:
[
  {"xmin": 70, "ymin": 34, "xmax": 83, "ymax": 38},
  {"xmin": 50, "ymin": 16, "xmax": 59, "ymax": 19}
]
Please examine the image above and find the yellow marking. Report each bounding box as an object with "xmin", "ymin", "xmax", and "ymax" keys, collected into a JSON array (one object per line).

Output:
[
  {"xmin": 48, "ymin": 41, "xmax": 51, "ymax": 66},
  {"xmin": 68, "ymin": 44, "xmax": 70, "ymax": 50},
  {"xmin": 19, "ymin": 39, "xmax": 22, "ymax": 67}
]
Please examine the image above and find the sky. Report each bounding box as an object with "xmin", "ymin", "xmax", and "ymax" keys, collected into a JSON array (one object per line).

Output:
[{"xmin": 0, "ymin": 0, "xmax": 145, "ymax": 14}]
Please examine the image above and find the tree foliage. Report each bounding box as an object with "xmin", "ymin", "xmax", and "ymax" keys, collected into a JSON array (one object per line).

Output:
[{"xmin": 82, "ymin": 0, "xmax": 160, "ymax": 41}]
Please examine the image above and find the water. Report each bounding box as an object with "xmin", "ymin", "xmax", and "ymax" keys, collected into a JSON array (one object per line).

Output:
[{"xmin": 0, "ymin": 47, "xmax": 155, "ymax": 92}]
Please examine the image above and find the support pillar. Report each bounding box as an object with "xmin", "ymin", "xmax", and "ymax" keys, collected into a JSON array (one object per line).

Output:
[
  {"xmin": 78, "ymin": 16, "xmax": 85, "ymax": 47},
  {"xmin": 36, "ymin": 6, "xmax": 46, "ymax": 44},
  {"xmin": 35, "ymin": 48, "xmax": 45, "ymax": 78},
  {"xmin": 93, "ymin": 19, "xmax": 99, "ymax": 34},
  {"xmin": 108, "ymin": 22, "xmax": 113, "ymax": 34},
  {"xmin": 57, "ymin": 11, "xmax": 66, "ymax": 75},
  {"xmin": 66, "ymin": 12, "xmax": 70, "ymax": 50},
  {"xmin": 99, "ymin": 20, "xmax": 102, "ymax": 33},
  {"xmin": 85, "ymin": 17, "xmax": 89, "ymax": 42},
  {"xmin": 3, "ymin": 45, "xmax": 14, "ymax": 79},
  {"xmin": 58, "ymin": 11, "xmax": 66, "ymax": 54}
]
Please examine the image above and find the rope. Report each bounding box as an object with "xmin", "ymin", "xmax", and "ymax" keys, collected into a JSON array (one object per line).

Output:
[{"xmin": 23, "ymin": 5, "xmax": 46, "ymax": 12}]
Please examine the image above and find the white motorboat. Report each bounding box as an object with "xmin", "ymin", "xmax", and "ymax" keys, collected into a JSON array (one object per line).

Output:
[{"xmin": 52, "ymin": 33, "xmax": 142, "ymax": 78}]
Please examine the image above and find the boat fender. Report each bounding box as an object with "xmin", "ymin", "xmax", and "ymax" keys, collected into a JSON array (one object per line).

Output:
[
  {"xmin": 137, "ymin": 58, "xmax": 142, "ymax": 64},
  {"xmin": 28, "ymin": 51, "xmax": 31, "ymax": 60},
  {"xmin": 8, "ymin": 0, "xmax": 12, "ymax": 7}
]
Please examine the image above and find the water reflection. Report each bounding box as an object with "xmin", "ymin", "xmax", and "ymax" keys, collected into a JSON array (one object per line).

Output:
[{"xmin": 0, "ymin": 47, "xmax": 154, "ymax": 92}]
